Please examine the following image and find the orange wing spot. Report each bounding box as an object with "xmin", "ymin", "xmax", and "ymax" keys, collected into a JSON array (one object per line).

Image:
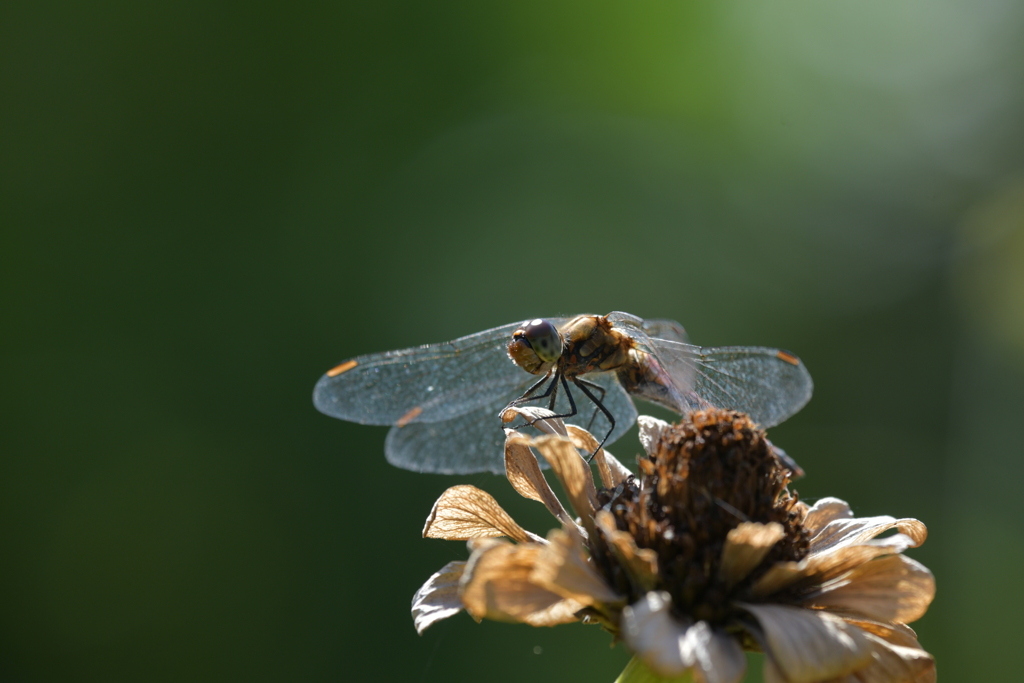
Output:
[
  {"xmin": 327, "ymin": 360, "xmax": 358, "ymax": 377},
  {"xmin": 776, "ymin": 350, "xmax": 800, "ymax": 366},
  {"xmin": 396, "ymin": 406, "xmax": 423, "ymax": 428}
]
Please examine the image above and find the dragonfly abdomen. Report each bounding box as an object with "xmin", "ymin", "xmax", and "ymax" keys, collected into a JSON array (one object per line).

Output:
[{"xmin": 616, "ymin": 350, "xmax": 689, "ymax": 414}]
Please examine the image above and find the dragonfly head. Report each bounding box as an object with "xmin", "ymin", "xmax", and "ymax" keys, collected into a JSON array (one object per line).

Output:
[{"xmin": 507, "ymin": 318, "xmax": 563, "ymax": 374}]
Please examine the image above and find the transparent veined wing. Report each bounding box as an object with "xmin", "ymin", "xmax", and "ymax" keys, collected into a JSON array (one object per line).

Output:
[
  {"xmin": 385, "ymin": 370, "xmax": 637, "ymax": 474},
  {"xmin": 607, "ymin": 311, "xmax": 688, "ymax": 349},
  {"xmin": 313, "ymin": 319, "xmax": 567, "ymax": 426},
  {"xmin": 605, "ymin": 311, "xmax": 812, "ymax": 428},
  {"xmin": 605, "ymin": 312, "xmax": 698, "ymax": 410},
  {"xmin": 639, "ymin": 317, "xmax": 688, "ymax": 344},
  {"xmin": 646, "ymin": 337, "xmax": 813, "ymax": 428}
]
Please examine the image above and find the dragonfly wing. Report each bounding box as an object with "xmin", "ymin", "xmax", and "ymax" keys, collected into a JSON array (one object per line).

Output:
[
  {"xmin": 313, "ymin": 320, "xmax": 558, "ymax": 426},
  {"xmin": 606, "ymin": 311, "xmax": 660, "ymax": 354},
  {"xmin": 385, "ymin": 370, "xmax": 637, "ymax": 474},
  {"xmin": 647, "ymin": 337, "xmax": 813, "ymax": 428},
  {"xmin": 384, "ymin": 379, "xmax": 531, "ymax": 474},
  {"xmin": 640, "ymin": 318, "xmax": 688, "ymax": 344}
]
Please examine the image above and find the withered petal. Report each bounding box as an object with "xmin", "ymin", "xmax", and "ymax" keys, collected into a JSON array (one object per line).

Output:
[
  {"xmin": 501, "ymin": 405, "xmax": 569, "ymax": 436},
  {"xmin": 504, "ymin": 430, "xmax": 574, "ymax": 526},
  {"xmin": 637, "ymin": 416, "xmax": 671, "ymax": 457},
  {"xmin": 685, "ymin": 621, "xmax": 747, "ymax": 683},
  {"xmin": 807, "ymin": 532, "xmax": 923, "ymax": 583},
  {"xmin": 810, "ymin": 516, "xmax": 927, "ymax": 554},
  {"xmin": 802, "ymin": 498, "xmax": 854, "ymax": 536},
  {"xmin": 423, "ymin": 484, "xmax": 535, "ymax": 544},
  {"xmin": 750, "ymin": 561, "xmax": 805, "ymax": 599},
  {"xmin": 411, "ymin": 561, "xmax": 466, "ymax": 634},
  {"xmin": 752, "ymin": 532, "xmax": 924, "ymax": 598},
  {"xmin": 622, "ymin": 597, "xmax": 746, "ymax": 683},
  {"xmin": 720, "ymin": 521, "xmax": 785, "ymax": 588},
  {"xmin": 820, "ymin": 631, "xmax": 935, "ymax": 683},
  {"xmin": 460, "ymin": 540, "xmax": 580, "ymax": 626},
  {"xmin": 802, "ymin": 555, "xmax": 935, "ymax": 625},
  {"xmin": 762, "ymin": 654, "xmax": 787, "ymax": 683},
  {"xmin": 828, "ymin": 612, "xmax": 923, "ymax": 650},
  {"xmin": 595, "ymin": 510, "xmax": 660, "ymax": 592},
  {"xmin": 466, "ymin": 537, "xmax": 505, "ymax": 553},
  {"xmin": 566, "ymin": 425, "xmax": 633, "ymax": 488},
  {"xmin": 622, "ymin": 591, "xmax": 695, "ymax": 677},
  {"xmin": 519, "ymin": 597, "xmax": 589, "ymax": 627},
  {"xmin": 529, "ymin": 435, "xmax": 599, "ymax": 529},
  {"xmin": 532, "ymin": 526, "xmax": 623, "ymax": 606},
  {"xmin": 740, "ymin": 603, "xmax": 874, "ymax": 683},
  {"xmin": 595, "ymin": 447, "xmax": 633, "ymax": 489}
]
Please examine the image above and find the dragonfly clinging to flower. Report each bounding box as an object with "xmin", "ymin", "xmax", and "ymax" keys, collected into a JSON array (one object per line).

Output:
[{"xmin": 313, "ymin": 311, "xmax": 812, "ymax": 474}]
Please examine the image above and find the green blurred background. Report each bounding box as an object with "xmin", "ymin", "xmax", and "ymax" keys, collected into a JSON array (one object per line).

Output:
[{"xmin": 4, "ymin": 2, "xmax": 1024, "ymax": 681}]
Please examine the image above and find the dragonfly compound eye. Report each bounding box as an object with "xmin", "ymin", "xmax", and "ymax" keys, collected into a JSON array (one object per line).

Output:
[
  {"xmin": 523, "ymin": 319, "xmax": 562, "ymax": 363},
  {"xmin": 507, "ymin": 318, "xmax": 562, "ymax": 374}
]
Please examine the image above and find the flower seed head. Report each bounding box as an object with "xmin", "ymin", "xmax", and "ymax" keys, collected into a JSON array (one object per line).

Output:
[{"xmin": 594, "ymin": 409, "xmax": 809, "ymax": 624}]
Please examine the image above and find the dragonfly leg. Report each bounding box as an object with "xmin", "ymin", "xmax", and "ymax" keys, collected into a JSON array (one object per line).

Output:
[
  {"xmin": 506, "ymin": 375, "xmax": 591, "ymax": 437},
  {"xmin": 505, "ymin": 374, "xmax": 567, "ymax": 431},
  {"xmin": 547, "ymin": 378, "xmax": 560, "ymax": 411},
  {"xmin": 573, "ymin": 378, "xmax": 615, "ymax": 461},
  {"xmin": 515, "ymin": 374, "xmax": 581, "ymax": 431},
  {"xmin": 575, "ymin": 378, "xmax": 606, "ymax": 430},
  {"xmin": 507, "ymin": 374, "xmax": 555, "ymax": 407}
]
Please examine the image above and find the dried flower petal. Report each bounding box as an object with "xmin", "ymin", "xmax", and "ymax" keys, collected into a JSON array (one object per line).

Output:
[
  {"xmin": 594, "ymin": 510, "xmax": 659, "ymax": 591},
  {"xmin": 622, "ymin": 591, "xmax": 696, "ymax": 677},
  {"xmin": 533, "ymin": 526, "xmax": 623, "ymax": 606},
  {"xmin": 810, "ymin": 515, "xmax": 927, "ymax": 554},
  {"xmin": 504, "ymin": 430, "xmax": 574, "ymax": 526},
  {"xmin": 808, "ymin": 531, "xmax": 924, "ymax": 579},
  {"xmin": 501, "ymin": 405, "xmax": 569, "ymax": 436},
  {"xmin": 518, "ymin": 598, "xmax": 590, "ymax": 627},
  {"xmin": 460, "ymin": 540, "xmax": 581, "ymax": 626},
  {"xmin": 685, "ymin": 620, "xmax": 747, "ymax": 683},
  {"xmin": 530, "ymin": 435, "xmax": 599, "ymax": 527},
  {"xmin": 741, "ymin": 603, "xmax": 874, "ymax": 682},
  {"xmin": 801, "ymin": 555, "xmax": 935, "ymax": 624},
  {"xmin": 411, "ymin": 561, "xmax": 466, "ymax": 634},
  {"xmin": 595, "ymin": 448, "xmax": 633, "ymax": 488},
  {"xmin": 423, "ymin": 485, "xmax": 536, "ymax": 543},
  {"xmin": 596, "ymin": 449, "xmax": 633, "ymax": 488},
  {"xmin": 802, "ymin": 497, "xmax": 854, "ymax": 536},
  {"xmin": 565, "ymin": 424, "xmax": 633, "ymax": 488},
  {"xmin": 719, "ymin": 521, "xmax": 785, "ymax": 588},
  {"xmin": 623, "ymin": 593, "xmax": 747, "ymax": 683},
  {"xmin": 636, "ymin": 415, "xmax": 670, "ymax": 456},
  {"xmin": 838, "ymin": 631, "xmax": 936, "ymax": 683},
  {"xmin": 829, "ymin": 613, "xmax": 924, "ymax": 650},
  {"xmin": 752, "ymin": 531, "xmax": 925, "ymax": 598}
]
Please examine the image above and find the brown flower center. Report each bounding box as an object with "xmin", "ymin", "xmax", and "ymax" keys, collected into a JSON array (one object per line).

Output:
[{"xmin": 593, "ymin": 409, "xmax": 809, "ymax": 625}]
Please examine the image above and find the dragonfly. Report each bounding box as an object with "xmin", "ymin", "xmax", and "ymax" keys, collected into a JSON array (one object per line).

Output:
[{"xmin": 313, "ymin": 311, "xmax": 812, "ymax": 474}]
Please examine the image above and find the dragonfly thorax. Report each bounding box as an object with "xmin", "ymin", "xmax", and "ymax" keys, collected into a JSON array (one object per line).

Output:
[
  {"xmin": 559, "ymin": 315, "xmax": 634, "ymax": 377},
  {"xmin": 507, "ymin": 318, "xmax": 563, "ymax": 375}
]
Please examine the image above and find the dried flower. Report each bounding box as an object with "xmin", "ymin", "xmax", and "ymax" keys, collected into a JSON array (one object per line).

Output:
[{"xmin": 412, "ymin": 407, "xmax": 935, "ymax": 683}]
